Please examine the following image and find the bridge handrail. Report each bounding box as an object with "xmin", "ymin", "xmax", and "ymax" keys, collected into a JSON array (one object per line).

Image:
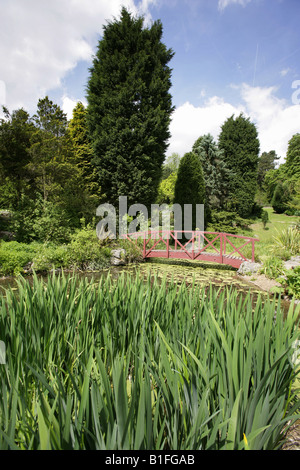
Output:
[{"xmin": 125, "ymin": 230, "xmax": 259, "ymax": 242}]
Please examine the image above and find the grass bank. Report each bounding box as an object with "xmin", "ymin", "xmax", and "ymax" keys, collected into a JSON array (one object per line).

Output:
[
  {"xmin": 243, "ymin": 208, "xmax": 300, "ymax": 299},
  {"xmin": 249, "ymin": 207, "xmax": 299, "ymax": 260}
]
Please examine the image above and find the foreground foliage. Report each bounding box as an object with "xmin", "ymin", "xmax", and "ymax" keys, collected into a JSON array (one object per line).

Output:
[
  {"xmin": 0, "ymin": 272, "xmax": 299, "ymax": 450},
  {"xmin": 278, "ymin": 267, "xmax": 300, "ymax": 300},
  {"xmin": 272, "ymin": 225, "xmax": 300, "ymax": 258}
]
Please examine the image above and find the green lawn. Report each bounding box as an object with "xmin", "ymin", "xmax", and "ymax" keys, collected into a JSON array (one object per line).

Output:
[
  {"xmin": 251, "ymin": 207, "xmax": 299, "ymax": 241},
  {"xmin": 249, "ymin": 207, "xmax": 299, "ymax": 260}
]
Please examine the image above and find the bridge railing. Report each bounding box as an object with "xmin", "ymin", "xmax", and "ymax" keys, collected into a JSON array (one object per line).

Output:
[{"xmin": 123, "ymin": 230, "xmax": 259, "ymax": 265}]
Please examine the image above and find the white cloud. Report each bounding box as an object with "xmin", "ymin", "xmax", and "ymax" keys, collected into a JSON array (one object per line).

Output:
[
  {"xmin": 240, "ymin": 83, "xmax": 300, "ymax": 161},
  {"xmin": 0, "ymin": 0, "xmax": 155, "ymax": 113},
  {"xmin": 61, "ymin": 95, "xmax": 83, "ymax": 120},
  {"xmin": 168, "ymin": 97, "xmax": 245, "ymax": 156},
  {"xmin": 168, "ymin": 84, "xmax": 300, "ymax": 163},
  {"xmin": 218, "ymin": 0, "xmax": 252, "ymax": 11},
  {"xmin": 0, "ymin": 80, "xmax": 6, "ymax": 107},
  {"xmin": 280, "ymin": 68, "xmax": 291, "ymax": 77}
]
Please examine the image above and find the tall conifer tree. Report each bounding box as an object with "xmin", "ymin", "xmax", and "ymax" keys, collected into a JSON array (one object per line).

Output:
[
  {"xmin": 69, "ymin": 102, "xmax": 99, "ymax": 195},
  {"xmin": 0, "ymin": 107, "xmax": 33, "ymax": 206},
  {"xmin": 174, "ymin": 151, "xmax": 206, "ymax": 231},
  {"xmin": 193, "ymin": 133, "xmax": 229, "ymax": 211},
  {"xmin": 86, "ymin": 8, "xmax": 174, "ymax": 209},
  {"xmin": 218, "ymin": 113, "xmax": 260, "ymax": 218},
  {"xmin": 286, "ymin": 133, "xmax": 300, "ymax": 178},
  {"xmin": 29, "ymin": 97, "xmax": 74, "ymax": 203}
]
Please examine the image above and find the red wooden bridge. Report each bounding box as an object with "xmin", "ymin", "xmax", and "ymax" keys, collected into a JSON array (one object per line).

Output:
[{"xmin": 123, "ymin": 230, "xmax": 259, "ymax": 269}]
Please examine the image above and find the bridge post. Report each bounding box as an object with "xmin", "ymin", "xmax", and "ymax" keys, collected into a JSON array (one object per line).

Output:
[
  {"xmin": 192, "ymin": 234, "xmax": 194, "ymax": 260},
  {"xmin": 166, "ymin": 235, "xmax": 170, "ymax": 258},
  {"xmin": 220, "ymin": 233, "xmax": 223, "ymax": 263},
  {"xmin": 143, "ymin": 233, "xmax": 146, "ymax": 258}
]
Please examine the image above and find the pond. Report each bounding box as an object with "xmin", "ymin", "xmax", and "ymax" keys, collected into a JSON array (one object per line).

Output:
[
  {"xmin": 0, "ymin": 257, "xmax": 296, "ymax": 317},
  {"xmin": 0, "ymin": 258, "xmax": 278, "ymax": 304}
]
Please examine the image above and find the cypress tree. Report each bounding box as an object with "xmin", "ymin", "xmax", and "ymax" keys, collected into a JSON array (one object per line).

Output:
[
  {"xmin": 86, "ymin": 8, "xmax": 174, "ymax": 209},
  {"xmin": 218, "ymin": 113, "xmax": 260, "ymax": 218},
  {"xmin": 271, "ymin": 182, "xmax": 290, "ymax": 214},
  {"xmin": 174, "ymin": 151, "xmax": 206, "ymax": 231}
]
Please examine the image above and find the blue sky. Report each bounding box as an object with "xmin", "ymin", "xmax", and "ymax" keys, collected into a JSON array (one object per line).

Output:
[
  {"xmin": 1, "ymin": 0, "xmax": 300, "ymax": 161},
  {"xmin": 165, "ymin": 0, "xmax": 299, "ymax": 102},
  {"xmin": 162, "ymin": 0, "xmax": 300, "ymax": 105}
]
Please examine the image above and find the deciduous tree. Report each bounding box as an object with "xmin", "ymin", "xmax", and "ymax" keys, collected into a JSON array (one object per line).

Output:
[
  {"xmin": 257, "ymin": 150, "xmax": 279, "ymax": 189},
  {"xmin": 286, "ymin": 133, "xmax": 300, "ymax": 177}
]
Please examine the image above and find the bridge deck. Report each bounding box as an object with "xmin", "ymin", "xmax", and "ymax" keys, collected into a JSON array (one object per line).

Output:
[{"xmin": 146, "ymin": 250, "xmax": 245, "ymax": 268}]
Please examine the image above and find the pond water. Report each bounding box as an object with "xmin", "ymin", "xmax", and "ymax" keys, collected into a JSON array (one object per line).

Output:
[
  {"xmin": 0, "ymin": 259, "xmax": 267, "ymax": 296},
  {"xmin": 0, "ymin": 259, "xmax": 296, "ymax": 316},
  {"xmin": 0, "ymin": 260, "xmax": 296, "ymax": 313}
]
